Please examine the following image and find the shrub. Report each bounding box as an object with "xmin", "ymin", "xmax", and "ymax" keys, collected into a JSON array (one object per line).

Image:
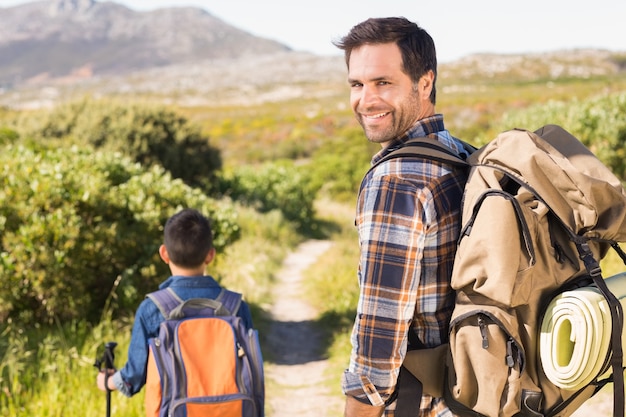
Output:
[
  {"xmin": 0, "ymin": 143, "xmax": 239, "ymax": 325},
  {"xmin": 308, "ymin": 126, "xmax": 378, "ymax": 202},
  {"xmin": 13, "ymin": 98, "xmax": 222, "ymax": 190},
  {"xmin": 218, "ymin": 160, "xmax": 319, "ymax": 232},
  {"xmin": 0, "ymin": 127, "xmax": 19, "ymax": 145},
  {"xmin": 490, "ymin": 92, "xmax": 626, "ymax": 180}
]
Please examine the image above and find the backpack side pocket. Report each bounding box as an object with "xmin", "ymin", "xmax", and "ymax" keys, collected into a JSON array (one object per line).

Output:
[{"xmin": 445, "ymin": 307, "xmax": 525, "ymax": 417}]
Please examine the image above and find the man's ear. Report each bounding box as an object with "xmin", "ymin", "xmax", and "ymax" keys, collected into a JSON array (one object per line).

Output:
[
  {"xmin": 159, "ymin": 244, "xmax": 170, "ymax": 264},
  {"xmin": 419, "ymin": 70, "xmax": 435, "ymax": 98}
]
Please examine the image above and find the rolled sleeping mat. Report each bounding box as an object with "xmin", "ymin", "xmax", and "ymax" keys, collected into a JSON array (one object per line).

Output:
[
  {"xmin": 539, "ymin": 272, "xmax": 626, "ymax": 390},
  {"xmin": 539, "ymin": 285, "xmax": 613, "ymax": 390}
]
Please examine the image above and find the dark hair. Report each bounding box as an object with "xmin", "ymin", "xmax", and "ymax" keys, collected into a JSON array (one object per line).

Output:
[
  {"xmin": 163, "ymin": 208, "xmax": 213, "ymax": 268},
  {"xmin": 333, "ymin": 17, "xmax": 437, "ymax": 104}
]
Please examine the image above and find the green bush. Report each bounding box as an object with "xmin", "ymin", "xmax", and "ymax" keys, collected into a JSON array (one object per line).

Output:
[
  {"xmin": 0, "ymin": 143, "xmax": 239, "ymax": 325},
  {"xmin": 489, "ymin": 92, "xmax": 626, "ymax": 180},
  {"xmin": 13, "ymin": 98, "xmax": 222, "ymax": 190},
  {"xmin": 218, "ymin": 160, "xmax": 319, "ymax": 232},
  {"xmin": 308, "ymin": 126, "xmax": 378, "ymax": 202},
  {"xmin": 0, "ymin": 127, "xmax": 19, "ymax": 145}
]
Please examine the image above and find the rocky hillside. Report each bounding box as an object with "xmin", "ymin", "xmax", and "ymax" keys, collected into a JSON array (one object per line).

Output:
[{"xmin": 0, "ymin": 0, "xmax": 290, "ymax": 87}]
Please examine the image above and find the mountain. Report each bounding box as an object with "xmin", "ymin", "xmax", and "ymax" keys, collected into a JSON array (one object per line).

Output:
[
  {"xmin": 0, "ymin": 0, "xmax": 624, "ymax": 111},
  {"xmin": 0, "ymin": 0, "xmax": 291, "ymax": 87}
]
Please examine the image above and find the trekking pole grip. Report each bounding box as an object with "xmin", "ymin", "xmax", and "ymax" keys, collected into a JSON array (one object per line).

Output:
[
  {"xmin": 103, "ymin": 342, "xmax": 117, "ymax": 391},
  {"xmin": 104, "ymin": 342, "xmax": 117, "ymax": 371}
]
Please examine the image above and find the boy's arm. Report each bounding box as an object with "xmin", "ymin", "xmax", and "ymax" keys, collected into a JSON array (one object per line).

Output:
[{"xmin": 97, "ymin": 299, "xmax": 161, "ymax": 397}]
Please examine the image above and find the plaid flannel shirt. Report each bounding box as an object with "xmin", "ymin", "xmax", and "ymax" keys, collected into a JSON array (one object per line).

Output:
[{"xmin": 342, "ymin": 114, "xmax": 467, "ymax": 416}]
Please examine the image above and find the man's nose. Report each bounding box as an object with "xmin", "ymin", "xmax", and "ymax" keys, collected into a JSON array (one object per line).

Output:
[{"xmin": 359, "ymin": 85, "xmax": 379, "ymax": 106}]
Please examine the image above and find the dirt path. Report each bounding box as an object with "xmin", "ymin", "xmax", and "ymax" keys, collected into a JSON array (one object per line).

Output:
[{"xmin": 263, "ymin": 239, "xmax": 344, "ymax": 417}]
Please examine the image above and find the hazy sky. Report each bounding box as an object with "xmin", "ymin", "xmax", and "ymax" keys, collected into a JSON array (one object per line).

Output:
[{"xmin": 1, "ymin": 0, "xmax": 625, "ymax": 62}]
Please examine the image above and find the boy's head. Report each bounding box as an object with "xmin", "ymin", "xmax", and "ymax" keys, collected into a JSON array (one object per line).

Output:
[{"xmin": 162, "ymin": 208, "xmax": 214, "ymax": 269}]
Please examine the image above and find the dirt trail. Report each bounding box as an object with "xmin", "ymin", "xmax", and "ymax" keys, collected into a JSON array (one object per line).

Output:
[{"xmin": 264, "ymin": 239, "xmax": 344, "ymax": 417}]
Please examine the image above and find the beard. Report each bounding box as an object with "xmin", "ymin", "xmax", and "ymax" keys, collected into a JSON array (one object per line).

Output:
[
  {"xmin": 358, "ymin": 114, "xmax": 398, "ymax": 144},
  {"xmin": 356, "ymin": 92, "xmax": 422, "ymax": 145}
]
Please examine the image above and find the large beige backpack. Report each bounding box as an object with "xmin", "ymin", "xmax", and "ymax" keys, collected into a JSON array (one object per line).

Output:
[{"xmin": 395, "ymin": 125, "xmax": 626, "ymax": 417}]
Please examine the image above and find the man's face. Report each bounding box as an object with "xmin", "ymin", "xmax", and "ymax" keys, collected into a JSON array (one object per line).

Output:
[{"xmin": 347, "ymin": 42, "xmax": 433, "ymax": 147}]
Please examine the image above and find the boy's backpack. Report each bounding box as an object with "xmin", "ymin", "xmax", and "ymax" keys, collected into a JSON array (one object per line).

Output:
[
  {"xmin": 144, "ymin": 287, "xmax": 264, "ymax": 417},
  {"xmin": 376, "ymin": 125, "xmax": 626, "ymax": 417}
]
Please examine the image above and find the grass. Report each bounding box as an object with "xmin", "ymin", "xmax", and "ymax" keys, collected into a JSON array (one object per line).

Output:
[{"xmin": 0, "ymin": 314, "xmax": 145, "ymax": 417}]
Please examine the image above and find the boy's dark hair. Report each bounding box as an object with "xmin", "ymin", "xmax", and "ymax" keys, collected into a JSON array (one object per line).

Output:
[
  {"xmin": 333, "ymin": 16, "xmax": 438, "ymax": 104},
  {"xmin": 163, "ymin": 208, "xmax": 213, "ymax": 268}
]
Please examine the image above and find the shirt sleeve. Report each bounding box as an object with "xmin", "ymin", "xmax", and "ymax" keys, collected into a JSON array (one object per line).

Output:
[
  {"xmin": 118, "ymin": 299, "xmax": 163, "ymax": 396},
  {"xmin": 343, "ymin": 173, "xmax": 432, "ymax": 404}
]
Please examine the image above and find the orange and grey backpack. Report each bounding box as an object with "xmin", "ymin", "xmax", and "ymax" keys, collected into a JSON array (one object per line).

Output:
[
  {"xmin": 378, "ymin": 125, "xmax": 626, "ymax": 417},
  {"xmin": 144, "ymin": 287, "xmax": 264, "ymax": 417}
]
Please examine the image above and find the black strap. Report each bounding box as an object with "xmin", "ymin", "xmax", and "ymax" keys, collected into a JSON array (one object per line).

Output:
[
  {"xmin": 394, "ymin": 365, "xmax": 424, "ymax": 417},
  {"xmin": 374, "ymin": 138, "xmax": 471, "ymax": 417},
  {"xmin": 360, "ymin": 138, "xmax": 473, "ymax": 197},
  {"xmin": 576, "ymin": 242, "xmax": 625, "ymax": 417},
  {"xmin": 376, "ymin": 137, "xmax": 471, "ymax": 169}
]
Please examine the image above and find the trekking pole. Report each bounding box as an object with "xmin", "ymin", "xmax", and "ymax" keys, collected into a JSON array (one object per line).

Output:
[{"xmin": 94, "ymin": 341, "xmax": 117, "ymax": 417}]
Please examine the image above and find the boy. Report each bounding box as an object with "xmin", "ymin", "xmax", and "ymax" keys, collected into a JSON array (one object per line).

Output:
[{"xmin": 96, "ymin": 208, "xmax": 253, "ymax": 396}]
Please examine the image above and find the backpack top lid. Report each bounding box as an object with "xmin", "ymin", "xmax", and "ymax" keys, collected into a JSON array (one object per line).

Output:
[{"xmin": 469, "ymin": 125, "xmax": 626, "ymax": 242}]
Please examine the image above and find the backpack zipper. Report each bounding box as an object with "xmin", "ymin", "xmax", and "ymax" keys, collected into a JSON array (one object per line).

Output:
[
  {"xmin": 469, "ymin": 312, "xmax": 525, "ymax": 372},
  {"xmin": 477, "ymin": 314, "xmax": 489, "ymax": 349}
]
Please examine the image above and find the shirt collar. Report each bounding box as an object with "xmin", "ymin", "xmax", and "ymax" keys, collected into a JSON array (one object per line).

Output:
[
  {"xmin": 159, "ymin": 275, "xmax": 220, "ymax": 289},
  {"xmin": 373, "ymin": 114, "xmax": 446, "ymax": 165}
]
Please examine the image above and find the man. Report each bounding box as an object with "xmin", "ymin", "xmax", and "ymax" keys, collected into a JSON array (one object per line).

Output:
[{"xmin": 333, "ymin": 17, "xmax": 469, "ymax": 417}]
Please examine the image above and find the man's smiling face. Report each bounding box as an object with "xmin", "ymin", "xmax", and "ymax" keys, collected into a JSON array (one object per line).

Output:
[{"xmin": 348, "ymin": 42, "xmax": 434, "ymax": 147}]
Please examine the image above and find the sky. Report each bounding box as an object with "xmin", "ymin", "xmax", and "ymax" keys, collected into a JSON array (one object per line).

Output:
[{"xmin": 1, "ymin": 0, "xmax": 625, "ymax": 63}]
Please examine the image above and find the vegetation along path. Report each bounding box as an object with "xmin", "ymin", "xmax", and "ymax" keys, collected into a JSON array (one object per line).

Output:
[{"xmin": 264, "ymin": 239, "xmax": 344, "ymax": 417}]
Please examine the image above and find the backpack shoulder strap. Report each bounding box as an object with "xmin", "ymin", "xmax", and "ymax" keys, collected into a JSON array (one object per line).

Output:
[
  {"xmin": 217, "ymin": 289, "xmax": 243, "ymax": 316},
  {"xmin": 374, "ymin": 137, "xmax": 473, "ymax": 171},
  {"xmin": 147, "ymin": 287, "xmax": 183, "ymax": 319}
]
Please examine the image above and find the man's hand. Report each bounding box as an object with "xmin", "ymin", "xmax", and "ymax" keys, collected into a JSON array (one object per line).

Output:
[{"xmin": 344, "ymin": 395, "xmax": 385, "ymax": 417}]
